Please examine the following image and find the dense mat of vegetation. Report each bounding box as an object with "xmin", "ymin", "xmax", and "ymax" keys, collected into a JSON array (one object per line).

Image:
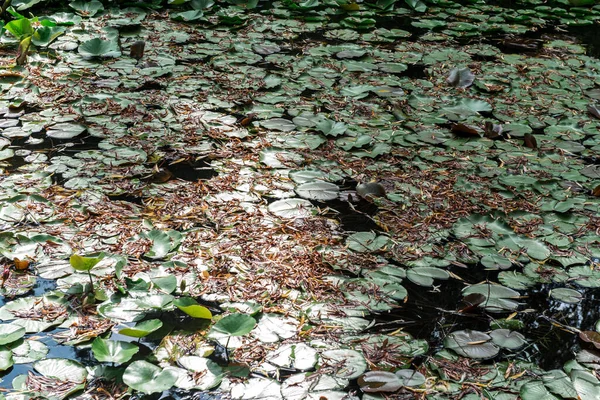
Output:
[{"xmin": 1, "ymin": 0, "xmax": 600, "ymax": 398}]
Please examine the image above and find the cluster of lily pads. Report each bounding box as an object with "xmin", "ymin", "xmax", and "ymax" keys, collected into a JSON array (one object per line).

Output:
[{"xmin": 1, "ymin": 0, "xmax": 600, "ymax": 399}]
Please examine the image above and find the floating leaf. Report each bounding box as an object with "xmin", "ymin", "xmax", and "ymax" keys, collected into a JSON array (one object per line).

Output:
[
  {"xmin": 347, "ymin": 232, "xmax": 389, "ymax": 253},
  {"xmin": 119, "ymin": 319, "xmax": 163, "ymax": 338},
  {"xmin": 268, "ymin": 199, "xmax": 314, "ymax": 218},
  {"xmin": 406, "ymin": 267, "xmax": 450, "ymax": 287},
  {"xmin": 0, "ymin": 349, "xmax": 13, "ymax": 371},
  {"xmin": 320, "ymin": 349, "xmax": 367, "ymax": 379},
  {"xmin": 34, "ymin": 358, "xmax": 88, "ymax": 383},
  {"xmin": 550, "ymin": 288, "xmax": 583, "ymax": 304},
  {"xmin": 211, "ymin": 313, "xmax": 256, "ymax": 337},
  {"xmin": 46, "ymin": 123, "xmax": 86, "ymax": 139},
  {"xmin": 395, "ymin": 369, "xmax": 426, "ymax": 387},
  {"xmin": 0, "ymin": 323, "xmax": 26, "ymax": 345},
  {"xmin": 444, "ymin": 329, "xmax": 499, "ymax": 359},
  {"xmin": 358, "ymin": 371, "xmax": 402, "ymax": 393},
  {"xmin": 462, "ymin": 283, "xmax": 520, "ymax": 312},
  {"xmin": 447, "ymin": 67, "xmax": 475, "ymax": 88},
  {"xmin": 123, "ymin": 360, "xmax": 178, "ymax": 394},
  {"xmin": 173, "ymin": 297, "xmax": 212, "ymax": 319},
  {"xmin": 316, "ymin": 119, "xmax": 347, "ymax": 137},
  {"xmin": 69, "ymin": 253, "xmax": 104, "ymax": 272},
  {"xmin": 489, "ymin": 329, "xmax": 526, "ymax": 349},
  {"xmin": 295, "ymin": 181, "xmax": 339, "ymax": 201},
  {"xmin": 78, "ymin": 38, "xmax": 121, "ymax": 58},
  {"xmin": 580, "ymin": 331, "xmax": 600, "ymax": 349},
  {"xmin": 92, "ymin": 337, "xmax": 139, "ymax": 364}
]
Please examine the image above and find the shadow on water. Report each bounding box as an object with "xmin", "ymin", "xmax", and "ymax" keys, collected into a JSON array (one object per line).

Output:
[
  {"xmin": 368, "ymin": 262, "xmax": 600, "ymax": 370},
  {"xmin": 568, "ymin": 24, "xmax": 600, "ymax": 58}
]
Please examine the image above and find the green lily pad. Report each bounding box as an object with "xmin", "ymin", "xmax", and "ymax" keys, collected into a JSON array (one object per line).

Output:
[
  {"xmin": 444, "ymin": 329, "xmax": 499, "ymax": 359},
  {"xmin": 295, "ymin": 181, "xmax": 339, "ymax": 201},
  {"xmin": 347, "ymin": 232, "xmax": 389, "ymax": 253},
  {"xmin": 92, "ymin": 337, "xmax": 139, "ymax": 364},
  {"xmin": 268, "ymin": 199, "xmax": 315, "ymax": 218},
  {"xmin": 123, "ymin": 360, "xmax": 178, "ymax": 394},
  {"xmin": 0, "ymin": 324, "xmax": 26, "ymax": 345},
  {"xmin": 34, "ymin": 358, "xmax": 88, "ymax": 383},
  {"xmin": 119, "ymin": 319, "xmax": 163, "ymax": 338},
  {"xmin": 78, "ymin": 38, "xmax": 121, "ymax": 58},
  {"xmin": 550, "ymin": 288, "xmax": 583, "ymax": 304},
  {"xmin": 211, "ymin": 313, "xmax": 256, "ymax": 337}
]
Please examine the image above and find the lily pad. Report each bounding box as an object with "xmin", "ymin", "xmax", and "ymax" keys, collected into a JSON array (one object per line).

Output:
[
  {"xmin": 123, "ymin": 360, "xmax": 178, "ymax": 394},
  {"xmin": 444, "ymin": 329, "xmax": 499, "ymax": 359}
]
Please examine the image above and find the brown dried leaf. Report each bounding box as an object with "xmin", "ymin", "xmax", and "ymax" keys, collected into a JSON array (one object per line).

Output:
[
  {"xmin": 523, "ymin": 133, "xmax": 537, "ymax": 149},
  {"xmin": 580, "ymin": 331, "xmax": 600, "ymax": 349}
]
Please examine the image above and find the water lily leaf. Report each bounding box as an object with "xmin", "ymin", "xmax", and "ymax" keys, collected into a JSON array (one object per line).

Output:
[
  {"xmin": 498, "ymin": 271, "xmax": 536, "ymax": 290},
  {"xmin": 69, "ymin": 253, "xmax": 104, "ymax": 272},
  {"xmin": 268, "ymin": 199, "xmax": 315, "ymax": 218},
  {"xmin": 443, "ymin": 98, "xmax": 492, "ymax": 116},
  {"xmin": 171, "ymin": 10, "xmax": 204, "ymax": 21},
  {"xmin": 78, "ymin": 38, "xmax": 121, "ymax": 58},
  {"xmin": 11, "ymin": 340, "xmax": 49, "ymax": 363},
  {"xmin": 69, "ymin": 0, "xmax": 104, "ymax": 16},
  {"xmin": 46, "ymin": 123, "xmax": 86, "ymax": 139},
  {"xmin": 358, "ymin": 371, "xmax": 402, "ymax": 393},
  {"xmin": 321, "ymin": 349, "xmax": 367, "ymax": 379},
  {"xmin": 571, "ymin": 370, "xmax": 600, "ymax": 400},
  {"xmin": 0, "ymin": 323, "xmax": 26, "ymax": 345},
  {"xmin": 123, "ymin": 360, "xmax": 178, "ymax": 394},
  {"xmin": 34, "ymin": 358, "xmax": 88, "ymax": 383},
  {"xmin": 395, "ymin": 369, "xmax": 426, "ymax": 387},
  {"xmin": 462, "ymin": 283, "xmax": 520, "ymax": 312},
  {"xmin": 230, "ymin": 377, "xmax": 281, "ymax": 399},
  {"xmin": 520, "ymin": 380, "xmax": 560, "ymax": 400},
  {"xmin": 211, "ymin": 313, "xmax": 256, "ymax": 337},
  {"xmin": 143, "ymin": 230, "xmax": 172, "ymax": 260},
  {"xmin": 295, "ymin": 181, "xmax": 339, "ymax": 201},
  {"xmin": 444, "ymin": 329, "xmax": 499, "ymax": 359},
  {"xmin": 550, "ymin": 288, "xmax": 583, "ymax": 304},
  {"xmin": 315, "ymin": 119, "xmax": 347, "ymax": 137},
  {"xmin": 347, "ymin": 232, "xmax": 389, "ymax": 253},
  {"xmin": 92, "ymin": 337, "xmax": 139, "ymax": 364},
  {"xmin": 32, "ymin": 25, "xmax": 65, "ymax": 46},
  {"xmin": 119, "ymin": 319, "xmax": 163, "ymax": 338},
  {"xmin": 481, "ymin": 254, "xmax": 512, "ymax": 270},
  {"xmin": 151, "ymin": 274, "xmax": 177, "ymax": 294},
  {"xmin": 259, "ymin": 148, "xmax": 304, "ymax": 168},
  {"xmin": 490, "ymin": 329, "xmax": 526, "ymax": 349},
  {"xmin": 289, "ymin": 169, "xmax": 327, "ymax": 184},
  {"xmin": 405, "ymin": 0, "xmax": 427, "ymax": 12},
  {"xmin": 265, "ymin": 343, "xmax": 317, "ymax": 371},
  {"xmin": 260, "ymin": 118, "xmax": 296, "ymax": 132},
  {"xmin": 406, "ymin": 267, "xmax": 449, "ymax": 287},
  {"xmin": 252, "ymin": 313, "xmax": 298, "ymax": 343},
  {"xmin": 542, "ymin": 370, "xmax": 578, "ymax": 399},
  {"xmin": 447, "ymin": 67, "xmax": 475, "ymax": 88},
  {"xmin": 5, "ymin": 18, "xmax": 33, "ymax": 40},
  {"xmin": 172, "ymin": 356, "xmax": 222, "ymax": 390},
  {"xmin": 174, "ymin": 297, "xmax": 212, "ymax": 319},
  {"xmin": 0, "ymin": 348, "xmax": 13, "ymax": 371},
  {"xmin": 0, "ymin": 148, "xmax": 14, "ymax": 161},
  {"xmin": 579, "ymin": 331, "xmax": 600, "ymax": 349}
]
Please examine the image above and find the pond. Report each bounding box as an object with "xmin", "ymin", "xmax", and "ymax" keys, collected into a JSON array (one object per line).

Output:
[{"xmin": 1, "ymin": 0, "xmax": 600, "ymax": 399}]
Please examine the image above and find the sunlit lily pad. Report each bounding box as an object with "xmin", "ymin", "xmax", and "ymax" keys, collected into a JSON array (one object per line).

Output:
[
  {"xmin": 123, "ymin": 360, "xmax": 178, "ymax": 394},
  {"xmin": 268, "ymin": 199, "xmax": 315, "ymax": 218}
]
